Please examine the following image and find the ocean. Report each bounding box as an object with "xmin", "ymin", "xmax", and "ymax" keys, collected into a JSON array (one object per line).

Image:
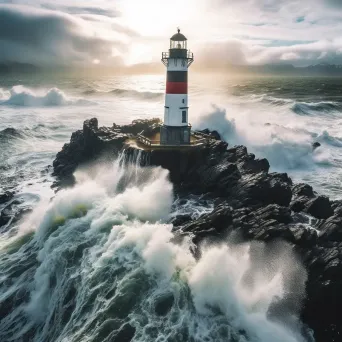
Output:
[{"xmin": 0, "ymin": 72, "xmax": 339, "ymax": 341}]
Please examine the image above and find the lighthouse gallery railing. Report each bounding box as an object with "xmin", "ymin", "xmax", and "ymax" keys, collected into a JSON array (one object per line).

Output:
[{"xmin": 161, "ymin": 51, "xmax": 194, "ymax": 67}]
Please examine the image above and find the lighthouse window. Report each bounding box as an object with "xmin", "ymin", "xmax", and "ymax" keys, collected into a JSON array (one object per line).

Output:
[{"xmin": 182, "ymin": 110, "xmax": 187, "ymax": 123}]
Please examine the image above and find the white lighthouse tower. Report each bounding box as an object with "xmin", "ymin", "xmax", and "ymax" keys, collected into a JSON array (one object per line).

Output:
[{"xmin": 160, "ymin": 29, "xmax": 194, "ymax": 145}]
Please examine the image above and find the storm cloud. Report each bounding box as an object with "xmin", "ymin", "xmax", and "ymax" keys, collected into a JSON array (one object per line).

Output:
[{"xmin": 0, "ymin": 5, "xmax": 126, "ymax": 66}]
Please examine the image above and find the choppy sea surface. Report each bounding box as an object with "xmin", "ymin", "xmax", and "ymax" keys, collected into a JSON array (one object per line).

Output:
[{"xmin": 0, "ymin": 72, "xmax": 339, "ymax": 341}]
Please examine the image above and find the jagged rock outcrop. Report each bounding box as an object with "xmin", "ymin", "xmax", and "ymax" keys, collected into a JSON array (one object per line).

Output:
[
  {"xmin": 291, "ymin": 183, "xmax": 334, "ymax": 219},
  {"xmin": 52, "ymin": 118, "xmax": 129, "ymax": 184},
  {"xmin": 51, "ymin": 118, "xmax": 342, "ymax": 342}
]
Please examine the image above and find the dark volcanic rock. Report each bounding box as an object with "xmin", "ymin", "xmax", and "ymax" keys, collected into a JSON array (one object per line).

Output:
[
  {"xmin": 305, "ymin": 196, "xmax": 333, "ymax": 219},
  {"xmin": 312, "ymin": 141, "xmax": 321, "ymax": 150},
  {"xmin": 301, "ymin": 245, "xmax": 342, "ymax": 342},
  {"xmin": 293, "ymin": 183, "xmax": 315, "ymax": 198},
  {"xmin": 239, "ymin": 156, "xmax": 270, "ymax": 174},
  {"xmin": 231, "ymin": 172, "xmax": 292, "ymax": 207},
  {"xmin": 53, "ymin": 118, "xmax": 130, "ymax": 182},
  {"xmin": 290, "ymin": 183, "xmax": 334, "ymax": 220},
  {"xmin": 210, "ymin": 130, "xmax": 221, "ymax": 140},
  {"xmin": 318, "ymin": 216, "xmax": 342, "ymax": 241},
  {"xmin": 170, "ymin": 214, "xmax": 192, "ymax": 227},
  {"xmin": 233, "ymin": 146, "xmax": 270, "ymax": 174},
  {"xmin": 135, "ymin": 139, "xmax": 242, "ymax": 194},
  {"xmin": 231, "ymin": 204, "xmax": 293, "ymax": 241},
  {"xmin": 182, "ymin": 203, "xmax": 233, "ymax": 235},
  {"xmin": 198, "ymin": 128, "xmax": 221, "ymax": 140},
  {"xmin": 331, "ymin": 200, "xmax": 342, "ymax": 217}
]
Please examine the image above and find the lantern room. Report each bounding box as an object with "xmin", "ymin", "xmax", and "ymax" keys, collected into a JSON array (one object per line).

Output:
[{"xmin": 170, "ymin": 29, "xmax": 187, "ymax": 49}]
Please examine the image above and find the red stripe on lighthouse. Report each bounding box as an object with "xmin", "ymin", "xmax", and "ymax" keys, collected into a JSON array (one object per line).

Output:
[{"xmin": 166, "ymin": 82, "xmax": 188, "ymax": 94}]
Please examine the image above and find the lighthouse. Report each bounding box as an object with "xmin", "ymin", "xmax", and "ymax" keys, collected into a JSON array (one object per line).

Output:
[{"xmin": 160, "ymin": 29, "xmax": 194, "ymax": 145}]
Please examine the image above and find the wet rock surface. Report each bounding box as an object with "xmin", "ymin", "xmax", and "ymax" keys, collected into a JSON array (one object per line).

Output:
[{"xmin": 53, "ymin": 118, "xmax": 341, "ymax": 342}]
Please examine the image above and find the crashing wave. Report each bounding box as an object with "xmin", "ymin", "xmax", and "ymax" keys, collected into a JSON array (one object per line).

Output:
[{"xmin": 0, "ymin": 86, "xmax": 95, "ymax": 107}]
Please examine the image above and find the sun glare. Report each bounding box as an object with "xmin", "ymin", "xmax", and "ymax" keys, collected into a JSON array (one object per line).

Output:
[
  {"xmin": 119, "ymin": 0, "xmax": 201, "ymax": 65},
  {"xmin": 120, "ymin": 0, "xmax": 195, "ymax": 36}
]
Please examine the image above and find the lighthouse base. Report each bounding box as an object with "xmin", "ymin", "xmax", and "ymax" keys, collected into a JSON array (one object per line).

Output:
[{"xmin": 160, "ymin": 125, "xmax": 191, "ymax": 145}]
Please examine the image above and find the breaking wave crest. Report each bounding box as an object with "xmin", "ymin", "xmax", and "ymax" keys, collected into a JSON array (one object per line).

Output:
[
  {"xmin": 0, "ymin": 153, "xmax": 311, "ymax": 342},
  {"xmin": 0, "ymin": 86, "xmax": 95, "ymax": 107}
]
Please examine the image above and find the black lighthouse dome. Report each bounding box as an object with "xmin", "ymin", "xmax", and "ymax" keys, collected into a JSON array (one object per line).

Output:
[{"xmin": 171, "ymin": 29, "xmax": 187, "ymax": 41}]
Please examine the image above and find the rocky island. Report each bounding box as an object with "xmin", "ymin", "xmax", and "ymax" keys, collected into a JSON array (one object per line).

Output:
[{"xmin": 52, "ymin": 117, "xmax": 342, "ymax": 342}]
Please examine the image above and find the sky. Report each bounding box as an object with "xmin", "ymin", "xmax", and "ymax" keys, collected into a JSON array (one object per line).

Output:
[{"xmin": 1, "ymin": 0, "xmax": 342, "ymax": 71}]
